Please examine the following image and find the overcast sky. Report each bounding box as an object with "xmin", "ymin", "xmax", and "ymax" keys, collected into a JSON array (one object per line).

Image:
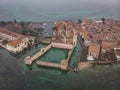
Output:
[
  {"xmin": 0, "ymin": 0, "xmax": 119, "ymax": 6},
  {"xmin": 0, "ymin": 0, "xmax": 119, "ymax": 10}
]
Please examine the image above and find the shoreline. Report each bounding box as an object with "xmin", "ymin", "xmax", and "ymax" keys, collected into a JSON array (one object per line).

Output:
[
  {"xmin": 0, "ymin": 18, "xmax": 120, "ymax": 72},
  {"xmin": 0, "ymin": 18, "xmax": 120, "ymax": 23},
  {"xmin": 78, "ymin": 60, "xmax": 120, "ymax": 70}
]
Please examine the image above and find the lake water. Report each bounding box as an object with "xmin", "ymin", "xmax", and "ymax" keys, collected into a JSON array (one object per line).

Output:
[
  {"xmin": 0, "ymin": 40, "xmax": 120, "ymax": 90},
  {"xmin": 0, "ymin": 0, "xmax": 119, "ymax": 21},
  {"xmin": 0, "ymin": 0, "xmax": 120, "ymax": 90}
]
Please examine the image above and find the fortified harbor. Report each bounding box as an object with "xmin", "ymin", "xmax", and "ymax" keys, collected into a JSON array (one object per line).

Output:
[{"xmin": 25, "ymin": 32, "xmax": 77, "ymax": 70}]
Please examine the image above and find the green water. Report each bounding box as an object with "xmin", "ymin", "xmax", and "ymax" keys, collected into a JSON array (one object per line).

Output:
[
  {"xmin": 39, "ymin": 48, "xmax": 69, "ymax": 63},
  {"xmin": 69, "ymin": 40, "xmax": 81, "ymax": 68},
  {"xmin": 0, "ymin": 42, "xmax": 120, "ymax": 90},
  {"xmin": 35, "ymin": 40, "xmax": 81, "ymax": 65}
]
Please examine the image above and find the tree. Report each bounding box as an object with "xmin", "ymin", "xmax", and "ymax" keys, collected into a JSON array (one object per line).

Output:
[
  {"xmin": 117, "ymin": 41, "xmax": 120, "ymax": 45},
  {"xmin": 2, "ymin": 40, "xmax": 8, "ymax": 45},
  {"xmin": 7, "ymin": 21, "xmax": 13, "ymax": 24},
  {"xmin": 20, "ymin": 22, "xmax": 25, "ymax": 28},
  {"xmin": 98, "ymin": 40, "xmax": 102, "ymax": 45},
  {"xmin": 52, "ymin": 26, "xmax": 58, "ymax": 30},
  {"xmin": 110, "ymin": 50, "xmax": 117, "ymax": 61},
  {"xmin": 63, "ymin": 25, "xmax": 66, "ymax": 30},
  {"xmin": 0, "ymin": 21, "xmax": 7, "ymax": 26},
  {"xmin": 101, "ymin": 17, "xmax": 105, "ymax": 24},
  {"xmin": 77, "ymin": 19, "xmax": 82, "ymax": 24},
  {"xmin": 14, "ymin": 19, "xmax": 17, "ymax": 23}
]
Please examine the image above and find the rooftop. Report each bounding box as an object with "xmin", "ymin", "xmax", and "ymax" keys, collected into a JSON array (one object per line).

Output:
[
  {"xmin": 0, "ymin": 28, "xmax": 26, "ymax": 39},
  {"xmin": 8, "ymin": 39, "xmax": 23, "ymax": 47},
  {"xmin": 88, "ymin": 44, "xmax": 100, "ymax": 55}
]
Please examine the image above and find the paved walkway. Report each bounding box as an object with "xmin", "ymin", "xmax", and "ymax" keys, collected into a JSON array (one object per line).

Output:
[
  {"xmin": 36, "ymin": 61, "xmax": 61, "ymax": 68},
  {"xmin": 25, "ymin": 44, "xmax": 52, "ymax": 65}
]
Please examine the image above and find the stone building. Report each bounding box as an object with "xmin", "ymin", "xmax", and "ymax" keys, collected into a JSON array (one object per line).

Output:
[
  {"xmin": 0, "ymin": 28, "xmax": 31, "ymax": 54},
  {"xmin": 87, "ymin": 44, "xmax": 100, "ymax": 60}
]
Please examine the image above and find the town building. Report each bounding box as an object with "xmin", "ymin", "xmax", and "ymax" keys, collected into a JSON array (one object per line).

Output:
[
  {"xmin": 87, "ymin": 44, "xmax": 100, "ymax": 60},
  {"xmin": 6, "ymin": 38, "xmax": 28, "ymax": 54},
  {"xmin": 0, "ymin": 28, "xmax": 32, "ymax": 54}
]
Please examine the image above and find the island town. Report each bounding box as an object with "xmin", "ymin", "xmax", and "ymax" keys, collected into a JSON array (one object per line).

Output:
[{"xmin": 0, "ymin": 18, "xmax": 120, "ymax": 71}]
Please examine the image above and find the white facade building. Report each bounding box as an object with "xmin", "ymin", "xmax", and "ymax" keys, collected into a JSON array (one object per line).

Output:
[
  {"xmin": 6, "ymin": 38, "xmax": 29, "ymax": 54},
  {"xmin": 0, "ymin": 28, "xmax": 32, "ymax": 54}
]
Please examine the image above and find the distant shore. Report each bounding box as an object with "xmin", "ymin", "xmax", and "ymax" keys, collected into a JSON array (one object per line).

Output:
[{"xmin": 0, "ymin": 18, "xmax": 120, "ymax": 23}]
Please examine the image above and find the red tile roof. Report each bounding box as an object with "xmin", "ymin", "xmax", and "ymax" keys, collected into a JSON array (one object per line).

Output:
[
  {"xmin": 88, "ymin": 44, "xmax": 100, "ymax": 55},
  {"xmin": 0, "ymin": 28, "xmax": 25, "ymax": 39},
  {"xmin": 8, "ymin": 39, "xmax": 23, "ymax": 47}
]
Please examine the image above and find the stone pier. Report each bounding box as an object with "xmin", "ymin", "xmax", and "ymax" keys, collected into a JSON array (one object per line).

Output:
[
  {"xmin": 36, "ymin": 60, "xmax": 61, "ymax": 68},
  {"xmin": 25, "ymin": 44, "xmax": 52, "ymax": 65},
  {"xmin": 51, "ymin": 42, "xmax": 74, "ymax": 49}
]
